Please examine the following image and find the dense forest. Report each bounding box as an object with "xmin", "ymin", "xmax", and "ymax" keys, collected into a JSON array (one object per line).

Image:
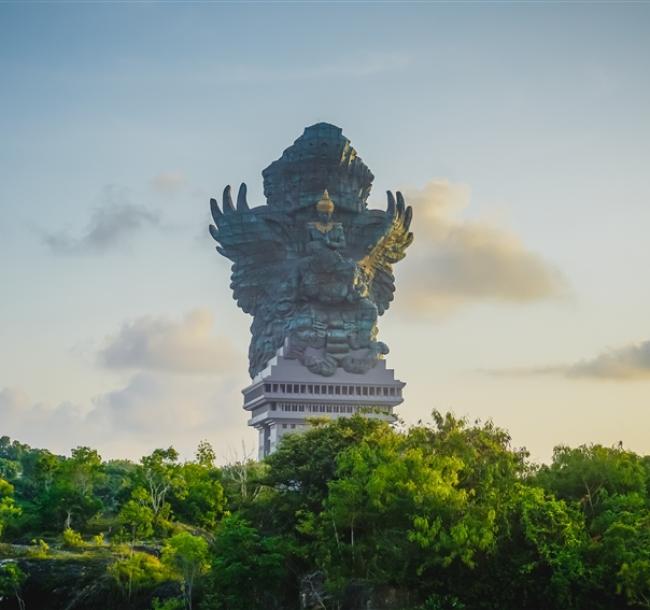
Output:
[{"xmin": 1, "ymin": 412, "xmax": 649, "ymax": 610}]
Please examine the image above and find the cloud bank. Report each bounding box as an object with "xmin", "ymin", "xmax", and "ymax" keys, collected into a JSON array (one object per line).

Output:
[
  {"xmin": 490, "ymin": 339, "xmax": 650, "ymax": 381},
  {"xmin": 0, "ymin": 375, "xmax": 249, "ymax": 461},
  {"xmin": 43, "ymin": 185, "xmax": 159, "ymax": 255},
  {"xmin": 98, "ymin": 309, "xmax": 239, "ymax": 375},
  {"xmin": 397, "ymin": 181, "xmax": 566, "ymax": 315},
  {"xmin": 0, "ymin": 309, "xmax": 250, "ymax": 459}
]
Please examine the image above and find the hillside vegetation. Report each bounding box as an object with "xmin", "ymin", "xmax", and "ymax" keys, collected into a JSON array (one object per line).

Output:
[{"xmin": 1, "ymin": 413, "xmax": 649, "ymax": 610}]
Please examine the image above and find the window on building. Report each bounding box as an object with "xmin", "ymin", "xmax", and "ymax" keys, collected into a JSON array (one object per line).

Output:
[
  {"xmin": 300, "ymin": 384, "xmax": 306, "ymax": 393},
  {"xmin": 271, "ymin": 403, "xmax": 276, "ymax": 411},
  {"xmin": 264, "ymin": 383, "xmax": 271, "ymax": 392},
  {"xmin": 355, "ymin": 386, "xmax": 361, "ymax": 395},
  {"xmin": 280, "ymin": 384, "xmax": 285, "ymax": 392},
  {"xmin": 369, "ymin": 387, "xmax": 375, "ymax": 396},
  {"xmin": 326, "ymin": 406, "xmax": 332, "ymax": 412},
  {"xmin": 315, "ymin": 385, "xmax": 320, "ymax": 394},
  {"xmin": 299, "ymin": 405, "xmax": 304, "ymax": 412},
  {"xmin": 308, "ymin": 384, "xmax": 313, "ymax": 393},
  {"xmin": 390, "ymin": 388, "xmax": 396, "ymax": 396},
  {"xmin": 363, "ymin": 387, "xmax": 368, "ymax": 395},
  {"xmin": 282, "ymin": 424, "xmax": 287, "ymax": 429},
  {"xmin": 321, "ymin": 385, "xmax": 327, "ymax": 394},
  {"xmin": 342, "ymin": 386, "xmax": 348, "ymax": 395},
  {"xmin": 291, "ymin": 424, "xmax": 296, "ymax": 429},
  {"xmin": 335, "ymin": 386, "xmax": 341, "ymax": 395},
  {"xmin": 293, "ymin": 384, "xmax": 299, "ymax": 393},
  {"xmin": 272, "ymin": 384, "xmax": 278, "ymax": 392}
]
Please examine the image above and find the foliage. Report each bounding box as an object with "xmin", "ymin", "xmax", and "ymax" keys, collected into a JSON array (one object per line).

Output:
[
  {"xmin": 199, "ymin": 515, "xmax": 292, "ymax": 610},
  {"xmin": 2, "ymin": 416, "xmax": 650, "ymax": 609},
  {"xmin": 27, "ymin": 537, "xmax": 50, "ymax": 558},
  {"xmin": 108, "ymin": 549, "xmax": 169, "ymax": 600},
  {"xmin": 161, "ymin": 532, "xmax": 210, "ymax": 610},
  {"xmin": 0, "ymin": 477, "xmax": 21, "ymax": 539},
  {"xmin": 170, "ymin": 462, "xmax": 226, "ymax": 531},
  {"xmin": 152, "ymin": 597, "xmax": 185, "ymax": 610},
  {"xmin": 118, "ymin": 489, "xmax": 156, "ymax": 541},
  {"xmin": 0, "ymin": 561, "xmax": 26, "ymax": 610},
  {"xmin": 62, "ymin": 527, "xmax": 86, "ymax": 549}
]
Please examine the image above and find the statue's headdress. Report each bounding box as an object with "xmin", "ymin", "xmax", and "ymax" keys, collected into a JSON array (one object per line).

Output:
[
  {"xmin": 262, "ymin": 123, "xmax": 374, "ymax": 213},
  {"xmin": 316, "ymin": 189, "xmax": 335, "ymax": 214}
]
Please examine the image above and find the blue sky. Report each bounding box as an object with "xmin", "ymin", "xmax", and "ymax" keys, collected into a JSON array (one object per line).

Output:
[{"xmin": 1, "ymin": 2, "xmax": 649, "ymax": 461}]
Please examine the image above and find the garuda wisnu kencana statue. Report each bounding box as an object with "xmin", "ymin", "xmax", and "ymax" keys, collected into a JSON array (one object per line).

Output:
[{"xmin": 209, "ymin": 123, "xmax": 414, "ymax": 378}]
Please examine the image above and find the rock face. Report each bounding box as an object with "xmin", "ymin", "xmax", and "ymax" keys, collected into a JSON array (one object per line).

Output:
[
  {"xmin": 299, "ymin": 573, "xmax": 416, "ymax": 610},
  {"xmin": 209, "ymin": 123, "xmax": 414, "ymax": 378},
  {"xmin": 0, "ymin": 556, "xmax": 178, "ymax": 610}
]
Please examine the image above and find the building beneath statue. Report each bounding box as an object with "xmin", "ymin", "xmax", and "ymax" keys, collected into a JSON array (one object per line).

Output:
[{"xmin": 243, "ymin": 343, "xmax": 405, "ymax": 459}]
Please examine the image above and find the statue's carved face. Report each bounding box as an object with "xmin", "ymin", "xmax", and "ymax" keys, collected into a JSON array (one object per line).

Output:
[{"xmin": 317, "ymin": 210, "xmax": 332, "ymax": 224}]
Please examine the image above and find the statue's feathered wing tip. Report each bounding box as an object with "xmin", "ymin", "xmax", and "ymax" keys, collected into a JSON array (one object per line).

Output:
[
  {"xmin": 210, "ymin": 198, "xmax": 222, "ymax": 223},
  {"xmin": 237, "ymin": 183, "xmax": 249, "ymax": 211}
]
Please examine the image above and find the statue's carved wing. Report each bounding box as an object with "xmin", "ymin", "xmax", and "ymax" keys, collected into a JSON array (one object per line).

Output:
[
  {"xmin": 358, "ymin": 191, "xmax": 413, "ymax": 315},
  {"xmin": 209, "ymin": 183, "xmax": 291, "ymax": 315}
]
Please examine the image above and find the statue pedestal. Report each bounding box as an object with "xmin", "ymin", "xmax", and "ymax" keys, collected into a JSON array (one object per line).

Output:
[{"xmin": 243, "ymin": 344, "xmax": 405, "ymax": 459}]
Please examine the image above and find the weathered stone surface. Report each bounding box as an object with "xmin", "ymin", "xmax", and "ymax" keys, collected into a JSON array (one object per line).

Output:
[{"xmin": 209, "ymin": 123, "xmax": 414, "ymax": 378}]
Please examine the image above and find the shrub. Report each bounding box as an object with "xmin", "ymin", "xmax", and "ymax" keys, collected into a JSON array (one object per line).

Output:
[
  {"xmin": 109, "ymin": 551, "xmax": 169, "ymax": 600},
  {"xmin": 28, "ymin": 538, "xmax": 50, "ymax": 558},
  {"xmin": 62, "ymin": 527, "xmax": 86, "ymax": 549}
]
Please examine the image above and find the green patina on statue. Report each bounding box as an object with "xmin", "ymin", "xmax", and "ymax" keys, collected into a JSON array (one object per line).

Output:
[{"xmin": 209, "ymin": 123, "xmax": 414, "ymax": 378}]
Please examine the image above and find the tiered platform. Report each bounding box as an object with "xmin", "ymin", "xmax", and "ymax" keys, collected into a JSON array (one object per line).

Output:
[{"xmin": 243, "ymin": 345, "xmax": 405, "ymax": 459}]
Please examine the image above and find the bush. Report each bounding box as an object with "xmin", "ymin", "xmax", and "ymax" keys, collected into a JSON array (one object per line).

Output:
[
  {"xmin": 28, "ymin": 538, "xmax": 50, "ymax": 558},
  {"xmin": 92, "ymin": 532, "xmax": 105, "ymax": 547},
  {"xmin": 62, "ymin": 527, "xmax": 86, "ymax": 549},
  {"xmin": 109, "ymin": 550, "xmax": 169, "ymax": 600},
  {"xmin": 151, "ymin": 597, "xmax": 185, "ymax": 610}
]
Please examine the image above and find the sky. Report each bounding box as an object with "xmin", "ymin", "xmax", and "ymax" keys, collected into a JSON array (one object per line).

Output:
[{"xmin": 1, "ymin": 2, "xmax": 649, "ymax": 464}]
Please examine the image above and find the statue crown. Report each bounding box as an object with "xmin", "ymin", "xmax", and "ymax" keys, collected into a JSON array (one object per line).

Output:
[
  {"xmin": 316, "ymin": 190, "xmax": 335, "ymax": 214},
  {"xmin": 262, "ymin": 123, "xmax": 374, "ymax": 213}
]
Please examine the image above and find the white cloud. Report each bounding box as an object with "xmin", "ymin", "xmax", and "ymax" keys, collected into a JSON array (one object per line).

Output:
[
  {"xmin": 98, "ymin": 309, "xmax": 240, "ymax": 376},
  {"xmin": 0, "ymin": 375, "xmax": 251, "ymax": 461},
  {"xmin": 396, "ymin": 180, "xmax": 566, "ymax": 315}
]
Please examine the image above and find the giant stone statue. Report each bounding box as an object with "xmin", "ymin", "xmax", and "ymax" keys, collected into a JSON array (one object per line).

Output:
[{"xmin": 209, "ymin": 123, "xmax": 413, "ymax": 379}]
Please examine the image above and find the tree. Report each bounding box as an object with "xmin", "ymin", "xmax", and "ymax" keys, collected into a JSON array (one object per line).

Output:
[
  {"xmin": 589, "ymin": 493, "xmax": 650, "ymax": 609},
  {"xmin": 308, "ymin": 422, "xmax": 499, "ymax": 596},
  {"xmin": 171, "ymin": 462, "xmax": 226, "ymax": 530},
  {"xmin": 118, "ymin": 488, "xmax": 155, "ymax": 541},
  {"xmin": 162, "ymin": 532, "xmax": 210, "ymax": 610},
  {"xmin": 0, "ymin": 562, "xmax": 26, "ymax": 610},
  {"xmin": 200, "ymin": 516, "xmax": 292, "ymax": 610},
  {"xmin": 535, "ymin": 444, "xmax": 646, "ymax": 518},
  {"xmin": 260, "ymin": 416, "xmax": 387, "ymax": 531},
  {"xmin": 195, "ymin": 441, "xmax": 216, "ymax": 469},
  {"xmin": 140, "ymin": 448, "xmax": 183, "ymax": 520},
  {"xmin": 0, "ymin": 478, "xmax": 21, "ymax": 539}
]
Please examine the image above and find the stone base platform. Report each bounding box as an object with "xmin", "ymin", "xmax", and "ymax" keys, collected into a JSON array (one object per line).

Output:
[{"xmin": 242, "ymin": 344, "xmax": 405, "ymax": 459}]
